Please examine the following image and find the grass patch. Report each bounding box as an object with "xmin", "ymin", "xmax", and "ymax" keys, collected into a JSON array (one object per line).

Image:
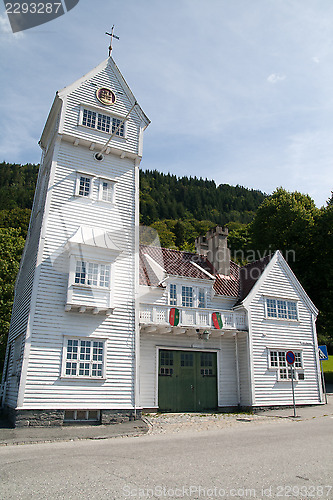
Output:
[{"xmin": 322, "ymin": 353, "xmax": 333, "ymax": 384}]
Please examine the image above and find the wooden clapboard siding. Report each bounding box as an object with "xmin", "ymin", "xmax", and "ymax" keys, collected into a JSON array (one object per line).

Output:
[
  {"xmin": 139, "ymin": 332, "xmax": 239, "ymax": 408},
  {"xmin": 3, "ymin": 56, "xmax": 149, "ymax": 412},
  {"xmin": 248, "ymin": 257, "xmax": 322, "ymax": 406},
  {"xmin": 60, "ymin": 60, "xmax": 143, "ymax": 157},
  {"xmin": 237, "ymin": 333, "xmax": 251, "ymax": 406}
]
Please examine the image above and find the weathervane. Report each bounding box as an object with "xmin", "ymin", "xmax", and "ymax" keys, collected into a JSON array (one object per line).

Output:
[{"xmin": 106, "ymin": 25, "xmax": 119, "ymax": 57}]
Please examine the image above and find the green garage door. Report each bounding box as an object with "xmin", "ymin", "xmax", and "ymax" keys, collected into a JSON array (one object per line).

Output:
[{"xmin": 158, "ymin": 349, "xmax": 218, "ymax": 412}]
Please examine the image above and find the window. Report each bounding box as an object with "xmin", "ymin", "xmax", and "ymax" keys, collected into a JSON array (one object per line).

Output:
[
  {"xmin": 266, "ymin": 298, "xmax": 298, "ymax": 321},
  {"xmin": 182, "ymin": 286, "xmax": 193, "ymax": 307},
  {"xmin": 77, "ymin": 175, "xmax": 92, "ymax": 197},
  {"xmin": 82, "ymin": 108, "xmax": 125, "ymax": 137},
  {"xmin": 75, "ymin": 261, "xmax": 111, "ymax": 288},
  {"xmin": 170, "ymin": 284, "xmax": 177, "ymax": 306},
  {"xmin": 63, "ymin": 338, "xmax": 105, "ymax": 378},
  {"xmin": 269, "ymin": 350, "xmax": 303, "ymax": 380},
  {"xmin": 198, "ymin": 288, "xmax": 205, "ymax": 308},
  {"xmin": 99, "ymin": 179, "xmax": 115, "ymax": 203}
]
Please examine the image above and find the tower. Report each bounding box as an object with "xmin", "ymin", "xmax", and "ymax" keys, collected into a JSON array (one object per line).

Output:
[{"xmin": 1, "ymin": 57, "xmax": 150, "ymax": 426}]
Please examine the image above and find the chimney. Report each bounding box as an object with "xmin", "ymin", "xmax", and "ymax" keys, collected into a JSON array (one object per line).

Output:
[{"xmin": 195, "ymin": 226, "xmax": 230, "ymax": 276}]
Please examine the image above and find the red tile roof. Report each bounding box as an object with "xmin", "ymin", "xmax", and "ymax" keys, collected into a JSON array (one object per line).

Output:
[{"xmin": 139, "ymin": 244, "xmax": 272, "ymax": 300}]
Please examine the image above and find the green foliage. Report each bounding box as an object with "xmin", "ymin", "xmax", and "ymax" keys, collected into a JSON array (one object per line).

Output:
[
  {"xmin": 0, "ymin": 208, "xmax": 31, "ymax": 239},
  {"xmin": 249, "ymin": 188, "xmax": 333, "ymax": 351},
  {"xmin": 0, "ymin": 228, "xmax": 25, "ymax": 371},
  {"xmin": 140, "ymin": 169, "xmax": 265, "ymax": 226},
  {"xmin": 0, "ymin": 162, "xmax": 39, "ymax": 210}
]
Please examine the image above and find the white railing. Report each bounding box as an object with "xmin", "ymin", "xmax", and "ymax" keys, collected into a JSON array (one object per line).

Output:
[{"xmin": 139, "ymin": 304, "xmax": 247, "ymax": 331}]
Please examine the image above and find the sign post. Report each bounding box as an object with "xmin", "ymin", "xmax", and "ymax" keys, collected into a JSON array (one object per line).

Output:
[
  {"xmin": 286, "ymin": 351, "xmax": 297, "ymax": 417},
  {"xmin": 318, "ymin": 346, "xmax": 329, "ymax": 404}
]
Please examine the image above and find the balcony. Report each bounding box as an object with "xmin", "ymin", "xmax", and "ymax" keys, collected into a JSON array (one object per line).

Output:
[{"xmin": 139, "ymin": 304, "xmax": 247, "ymax": 333}]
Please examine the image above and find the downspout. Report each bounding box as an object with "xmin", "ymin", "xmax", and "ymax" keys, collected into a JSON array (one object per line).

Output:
[{"xmin": 133, "ymin": 158, "xmax": 141, "ymax": 419}]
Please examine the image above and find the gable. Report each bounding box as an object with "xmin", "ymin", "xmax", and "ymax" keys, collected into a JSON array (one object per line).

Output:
[
  {"xmin": 43, "ymin": 58, "xmax": 149, "ymax": 158},
  {"xmin": 241, "ymin": 251, "xmax": 318, "ymax": 315}
]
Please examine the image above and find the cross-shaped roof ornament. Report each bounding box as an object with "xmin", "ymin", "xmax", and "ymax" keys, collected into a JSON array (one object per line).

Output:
[{"xmin": 106, "ymin": 25, "xmax": 119, "ymax": 57}]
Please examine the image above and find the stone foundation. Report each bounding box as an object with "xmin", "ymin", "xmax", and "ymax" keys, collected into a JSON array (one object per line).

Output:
[
  {"xmin": 101, "ymin": 409, "xmax": 142, "ymax": 424},
  {"xmin": 2, "ymin": 406, "xmax": 142, "ymax": 427}
]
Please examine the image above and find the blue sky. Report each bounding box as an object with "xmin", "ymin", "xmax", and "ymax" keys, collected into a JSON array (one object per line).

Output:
[{"xmin": 1, "ymin": 0, "xmax": 333, "ymax": 207}]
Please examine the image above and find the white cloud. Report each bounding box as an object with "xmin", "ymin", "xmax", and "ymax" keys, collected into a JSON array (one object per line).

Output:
[
  {"xmin": 312, "ymin": 57, "xmax": 320, "ymax": 64},
  {"xmin": 267, "ymin": 73, "xmax": 286, "ymax": 84},
  {"xmin": 0, "ymin": 13, "xmax": 24, "ymax": 38}
]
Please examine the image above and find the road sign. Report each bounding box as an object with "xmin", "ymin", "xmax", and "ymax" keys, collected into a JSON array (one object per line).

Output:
[
  {"xmin": 286, "ymin": 351, "xmax": 295, "ymax": 365},
  {"xmin": 318, "ymin": 345, "xmax": 329, "ymax": 361}
]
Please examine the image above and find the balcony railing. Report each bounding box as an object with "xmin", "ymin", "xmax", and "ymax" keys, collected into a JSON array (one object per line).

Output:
[{"xmin": 139, "ymin": 304, "xmax": 247, "ymax": 331}]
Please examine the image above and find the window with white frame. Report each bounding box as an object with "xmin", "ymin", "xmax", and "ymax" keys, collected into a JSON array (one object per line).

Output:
[
  {"xmin": 82, "ymin": 108, "xmax": 125, "ymax": 137},
  {"xmin": 198, "ymin": 288, "xmax": 205, "ymax": 308},
  {"xmin": 169, "ymin": 284, "xmax": 208, "ymax": 308},
  {"xmin": 63, "ymin": 338, "xmax": 105, "ymax": 378},
  {"xmin": 266, "ymin": 298, "xmax": 298, "ymax": 321},
  {"xmin": 99, "ymin": 179, "xmax": 115, "ymax": 203},
  {"xmin": 269, "ymin": 350, "xmax": 303, "ymax": 380},
  {"xmin": 76, "ymin": 174, "xmax": 92, "ymax": 197},
  {"xmin": 170, "ymin": 284, "xmax": 177, "ymax": 306},
  {"xmin": 182, "ymin": 286, "xmax": 193, "ymax": 307},
  {"xmin": 75, "ymin": 261, "xmax": 111, "ymax": 288}
]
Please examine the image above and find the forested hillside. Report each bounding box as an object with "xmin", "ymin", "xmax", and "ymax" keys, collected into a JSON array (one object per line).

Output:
[
  {"xmin": 0, "ymin": 162, "xmax": 332, "ymax": 373},
  {"xmin": 140, "ymin": 170, "xmax": 265, "ymax": 225}
]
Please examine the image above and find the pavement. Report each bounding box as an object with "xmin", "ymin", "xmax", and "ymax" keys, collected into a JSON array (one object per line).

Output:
[{"xmin": 1, "ymin": 386, "xmax": 332, "ymax": 446}]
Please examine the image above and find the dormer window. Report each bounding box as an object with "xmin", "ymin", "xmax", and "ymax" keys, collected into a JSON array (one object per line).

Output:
[
  {"xmin": 81, "ymin": 107, "xmax": 125, "ymax": 137},
  {"xmin": 182, "ymin": 286, "xmax": 193, "ymax": 307}
]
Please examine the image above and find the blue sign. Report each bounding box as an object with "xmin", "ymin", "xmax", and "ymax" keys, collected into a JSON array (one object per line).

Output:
[
  {"xmin": 286, "ymin": 351, "xmax": 295, "ymax": 365},
  {"xmin": 318, "ymin": 345, "xmax": 329, "ymax": 361}
]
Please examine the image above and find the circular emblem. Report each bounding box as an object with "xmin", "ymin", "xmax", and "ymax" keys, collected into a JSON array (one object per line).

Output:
[{"xmin": 96, "ymin": 87, "xmax": 116, "ymax": 106}]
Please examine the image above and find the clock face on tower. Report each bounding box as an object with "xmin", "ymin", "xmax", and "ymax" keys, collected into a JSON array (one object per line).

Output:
[{"xmin": 96, "ymin": 87, "xmax": 116, "ymax": 105}]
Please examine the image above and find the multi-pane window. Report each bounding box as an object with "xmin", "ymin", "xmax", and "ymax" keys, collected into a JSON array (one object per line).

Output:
[
  {"xmin": 269, "ymin": 350, "xmax": 303, "ymax": 380},
  {"xmin": 198, "ymin": 288, "xmax": 205, "ymax": 308},
  {"xmin": 82, "ymin": 109, "xmax": 96, "ymax": 128},
  {"xmin": 159, "ymin": 350, "xmax": 173, "ymax": 376},
  {"xmin": 266, "ymin": 298, "xmax": 298, "ymax": 321},
  {"xmin": 78, "ymin": 175, "xmax": 91, "ymax": 197},
  {"xmin": 181, "ymin": 352, "xmax": 193, "ymax": 366},
  {"xmin": 100, "ymin": 180, "xmax": 114, "ymax": 203},
  {"xmin": 201, "ymin": 352, "xmax": 213, "ymax": 376},
  {"xmin": 82, "ymin": 108, "xmax": 125, "ymax": 137},
  {"xmin": 182, "ymin": 286, "xmax": 193, "ymax": 307},
  {"xmin": 64, "ymin": 338, "xmax": 104, "ymax": 378},
  {"xmin": 169, "ymin": 284, "xmax": 177, "ymax": 306},
  {"xmin": 75, "ymin": 261, "xmax": 111, "ymax": 288}
]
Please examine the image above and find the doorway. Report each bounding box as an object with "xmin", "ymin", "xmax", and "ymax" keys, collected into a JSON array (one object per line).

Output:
[{"xmin": 158, "ymin": 349, "xmax": 218, "ymax": 412}]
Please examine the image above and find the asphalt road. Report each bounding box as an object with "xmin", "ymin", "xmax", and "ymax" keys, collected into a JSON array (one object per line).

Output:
[{"xmin": 0, "ymin": 416, "xmax": 332, "ymax": 500}]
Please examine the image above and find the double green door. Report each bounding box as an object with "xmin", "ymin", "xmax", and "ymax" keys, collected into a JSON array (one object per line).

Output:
[{"xmin": 158, "ymin": 349, "xmax": 218, "ymax": 412}]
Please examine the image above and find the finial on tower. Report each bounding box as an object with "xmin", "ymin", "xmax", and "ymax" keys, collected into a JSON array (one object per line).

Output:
[{"xmin": 105, "ymin": 25, "xmax": 119, "ymax": 57}]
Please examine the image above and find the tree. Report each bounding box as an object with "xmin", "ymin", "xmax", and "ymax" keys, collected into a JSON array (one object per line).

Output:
[
  {"xmin": 0, "ymin": 228, "xmax": 25, "ymax": 372},
  {"xmin": 249, "ymin": 188, "xmax": 319, "ymax": 278}
]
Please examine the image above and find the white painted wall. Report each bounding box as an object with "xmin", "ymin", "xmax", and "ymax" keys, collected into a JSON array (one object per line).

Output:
[
  {"xmin": 139, "ymin": 331, "xmax": 239, "ymax": 409},
  {"xmin": 247, "ymin": 257, "xmax": 322, "ymax": 407}
]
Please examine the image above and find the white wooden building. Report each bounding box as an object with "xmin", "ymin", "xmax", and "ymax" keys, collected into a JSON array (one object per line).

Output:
[{"xmin": 0, "ymin": 57, "xmax": 324, "ymax": 426}]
